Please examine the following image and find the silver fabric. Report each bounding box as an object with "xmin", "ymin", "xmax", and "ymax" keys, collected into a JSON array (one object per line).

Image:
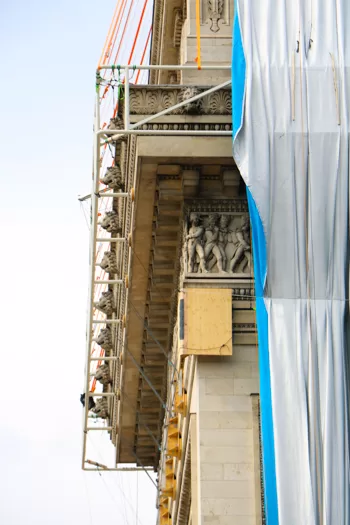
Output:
[{"xmin": 234, "ymin": 1, "xmax": 350, "ymax": 523}]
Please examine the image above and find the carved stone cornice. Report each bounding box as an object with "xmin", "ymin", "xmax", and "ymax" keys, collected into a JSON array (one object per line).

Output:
[
  {"xmin": 232, "ymin": 287, "xmax": 255, "ymax": 299},
  {"xmin": 150, "ymin": 0, "xmax": 164, "ymax": 84},
  {"xmin": 133, "ymin": 123, "xmax": 232, "ymax": 133},
  {"xmin": 185, "ymin": 199, "xmax": 248, "ymax": 214},
  {"xmin": 129, "ymin": 86, "xmax": 232, "ymax": 115}
]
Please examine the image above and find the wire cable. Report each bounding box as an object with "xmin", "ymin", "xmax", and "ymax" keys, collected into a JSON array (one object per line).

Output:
[
  {"xmin": 87, "ymin": 435, "xmax": 141, "ymax": 525},
  {"xmin": 82, "ymin": 472, "xmax": 94, "ymax": 525}
]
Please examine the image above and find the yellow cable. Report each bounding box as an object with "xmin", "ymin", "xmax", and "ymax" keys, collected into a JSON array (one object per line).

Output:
[{"xmin": 195, "ymin": 0, "xmax": 201, "ymax": 69}]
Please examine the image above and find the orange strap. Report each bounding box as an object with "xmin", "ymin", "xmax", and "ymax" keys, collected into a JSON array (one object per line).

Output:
[
  {"xmin": 135, "ymin": 26, "xmax": 152, "ymax": 84},
  {"xmin": 195, "ymin": 0, "xmax": 201, "ymax": 69},
  {"xmin": 113, "ymin": 0, "xmax": 135, "ymax": 64},
  {"xmin": 108, "ymin": 0, "xmax": 128, "ymax": 66},
  {"xmin": 98, "ymin": 1, "xmax": 121, "ymax": 68},
  {"xmin": 128, "ymin": 0, "xmax": 149, "ymax": 64}
]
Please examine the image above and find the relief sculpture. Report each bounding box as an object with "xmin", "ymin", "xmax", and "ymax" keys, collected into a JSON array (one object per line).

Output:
[
  {"xmin": 185, "ymin": 212, "xmax": 251, "ymax": 275},
  {"xmin": 186, "ymin": 213, "xmax": 207, "ymax": 273}
]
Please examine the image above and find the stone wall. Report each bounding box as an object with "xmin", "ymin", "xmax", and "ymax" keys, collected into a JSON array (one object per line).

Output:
[
  {"xmin": 151, "ymin": 0, "xmax": 234, "ymax": 85},
  {"xmin": 194, "ymin": 347, "xmax": 261, "ymax": 525}
]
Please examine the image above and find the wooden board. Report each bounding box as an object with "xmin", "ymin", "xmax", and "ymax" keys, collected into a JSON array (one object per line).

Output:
[{"xmin": 183, "ymin": 288, "xmax": 232, "ymax": 356}]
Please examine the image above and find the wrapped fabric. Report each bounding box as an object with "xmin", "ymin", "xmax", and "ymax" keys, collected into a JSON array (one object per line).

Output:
[{"xmin": 232, "ymin": 2, "xmax": 350, "ymax": 524}]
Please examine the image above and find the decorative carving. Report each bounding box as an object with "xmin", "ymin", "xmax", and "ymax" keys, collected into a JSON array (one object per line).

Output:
[
  {"xmin": 201, "ymin": 0, "xmax": 229, "ymax": 33},
  {"xmin": 139, "ymin": 123, "xmax": 231, "ymax": 133},
  {"xmin": 201, "ymin": 89, "xmax": 231, "ymax": 115},
  {"xmin": 99, "ymin": 251, "xmax": 118, "ymax": 274},
  {"xmin": 128, "ymin": 86, "xmax": 232, "ymax": 115},
  {"xmin": 95, "ymin": 291, "xmax": 116, "ymax": 316},
  {"xmin": 207, "ymin": 0, "xmax": 224, "ymax": 32},
  {"xmin": 129, "ymin": 89, "xmax": 178, "ymax": 115},
  {"xmin": 107, "ymin": 116, "xmax": 124, "ymax": 131},
  {"xmin": 229, "ymin": 216, "xmax": 251, "ymax": 273},
  {"xmin": 204, "ymin": 213, "xmax": 227, "ymax": 273},
  {"xmin": 91, "ymin": 397, "xmax": 109, "ymax": 419},
  {"xmin": 107, "ymin": 116, "xmax": 127, "ymax": 143},
  {"xmin": 149, "ymin": 0, "xmax": 165, "ymax": 84},
  {"xmin": 100, "ymin": 166, "xmax": 125, "ymax": 191},
  {"xmin": 180, "ymin": 87, "xmax": 202, "ymax": 114},
  {"xmin": 94, "ymin": 327, "xmax": 113, "ymax": 351},
  {"xmin": 173, "ymin": 8, "xmax": 183, "ymax": 47},
  {"xmin": 188, "ymin": 199, "xmax": 248, "ymax": 214},
  {"xmin": 232, "ymin": 288, "xmax": 255, "ymax": 299},
  {"xmin": 168, "ymin": 71, "xmax": 179, "ymax": 84},
  {"xmin": 186, "ymin": 213, "xmax": 207, "ymax": 273},
  {"xmin": 95, "ymin": 364, "xmax": 112, "ymax": 386},
  {"xmin": 100, "ymin": 210, "xmax": 122, "ymax": 234},
  {"xmin": 184, "ymin": 210, "xmax": 251, "ymax": 275}
]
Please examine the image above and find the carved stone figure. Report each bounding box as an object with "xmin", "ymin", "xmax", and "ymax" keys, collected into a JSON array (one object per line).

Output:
[
  {"xmin": 94, "ymin": 327, "xmax": 113, "ymax": 351},
  {"xmin": 180, "ymin": 87, "xmax": 202, "ymax": 114},
  {"xmin": 218, "ymin": 214, "xmax": 230, "ymax": 268},
  {"xmin": 107, "ymin": 116, "xmax": 127, "ymax": 143},
  {"xmin": 95, "ymin": 291, "xmax": 115, "ymax": 316},
  {"xmin": 95, "ymin": 364, "xmax": 112, "ymax": 386},
  {"xmin": 100, "ymin": 166, "xmax": 125, "ymax": 191},
  {"xmin": 203, "ymin": 214, "xmax": 227, "ymax": 273},
  {"xmin": 107, "ymin": 116, "xmax": 124, "ymax": 131},
  {"xmin": 99, "ymin": 251, "xmax": 118, "ymax": 274},
  {"xmin": 91, "ymin": 397, "xmax": 109, "ymax": 419},
  {"xmin": 229, "ymin": 216, "xmax": 251, "ymax": 273},
  {"xmin": 186, "ymin": 213, "xmax": 207, "ymax": 273},
  {"xmin": 100, "ymin": 210, "xmax": 121, "ymax": 234}
]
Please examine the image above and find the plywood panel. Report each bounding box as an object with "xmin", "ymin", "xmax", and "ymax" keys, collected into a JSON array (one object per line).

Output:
[{"xmin": 183, "ymin": 288, "xmax": 232, "ymax": 356}]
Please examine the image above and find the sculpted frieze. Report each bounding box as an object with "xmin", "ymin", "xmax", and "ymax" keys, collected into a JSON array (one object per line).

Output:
[{"xmin": 184, "ymin": 211, "xmax": 252, "ymax": 276}]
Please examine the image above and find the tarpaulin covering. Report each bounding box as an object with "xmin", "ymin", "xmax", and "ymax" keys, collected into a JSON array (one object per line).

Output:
[{"xmin": 232, "ymin": 2, "xmax": 350, "ymax": 524}]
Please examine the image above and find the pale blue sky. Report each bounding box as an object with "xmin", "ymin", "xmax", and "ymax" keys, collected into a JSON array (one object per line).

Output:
[{"xmin": 0, "ymin": 1, "xmax": 156, "ymax": 523}]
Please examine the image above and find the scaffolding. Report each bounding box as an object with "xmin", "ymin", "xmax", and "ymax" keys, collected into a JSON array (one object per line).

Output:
[{"xmin": 82, "ymin": 64, "xmax": 232, "ymax": 472}]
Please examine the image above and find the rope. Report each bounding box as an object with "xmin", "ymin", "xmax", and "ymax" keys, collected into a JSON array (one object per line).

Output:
[
  {"xmin": 98, "ymin": 0, "xmax": 125, "ymax": 69},
  {"xmin": 98, "ymin": 2, "xmax": 120, "ymax": 68},
  {"xmin": 112, "ymin": 0, "xmax": 136, "ymax": 65},
  {"xmin": 127, "ymin": 0, "xmax": 149, "ymax": 65},
  {"xmin": 135, "ymin": 26, "xmax": 152, "ymax": 84}
]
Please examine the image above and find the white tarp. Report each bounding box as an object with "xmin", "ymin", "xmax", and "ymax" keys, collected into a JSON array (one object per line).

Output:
[{"xmin": 233, "ymin": 1, "xmax": 350, "ymax": 523}]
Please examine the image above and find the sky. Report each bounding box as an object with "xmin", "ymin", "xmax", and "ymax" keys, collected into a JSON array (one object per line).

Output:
[{"xmin": 0, "ymin": 1, "xmax": 156, "ymax": 523}]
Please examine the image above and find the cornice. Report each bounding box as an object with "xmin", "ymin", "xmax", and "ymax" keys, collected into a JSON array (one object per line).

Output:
[
  {"xmin": 129, "ymin": 85, "xmax": 232, "ymax": 115},
  {"xmin": 150, "ymin": 0, "xmax": 165, "ymax": 84}
]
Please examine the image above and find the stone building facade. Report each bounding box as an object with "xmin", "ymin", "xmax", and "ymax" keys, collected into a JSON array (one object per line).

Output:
[{"xmin": 91, "ymin": 1, "xmax": 263, "ymax": 524}]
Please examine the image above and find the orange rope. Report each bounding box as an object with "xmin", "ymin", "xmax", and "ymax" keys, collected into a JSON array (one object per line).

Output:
[
  {"xmin": 112, "ymin": 101, "xmax": 119, "ymax": 118},
  {"xmin": 112, "ymin": 0, "xmax": 136, "ymax": 65},
  {"xmin": 195, "ymin": 0, "xmax": 201, "ymax": 69},
  {"xmin": 135, "ymin": 26, "xmax": 152, "ymax": 84},
  {"xmin": 106, "ymin": 0, "xmax": 128, "ymax": 67},
  {"xmin": 127, "ymin": 0, "xmax": 149, "ymax": 64},
  {"xmin": 98, "ymin": 2, "xmax": 121, "ymax": 68}
]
